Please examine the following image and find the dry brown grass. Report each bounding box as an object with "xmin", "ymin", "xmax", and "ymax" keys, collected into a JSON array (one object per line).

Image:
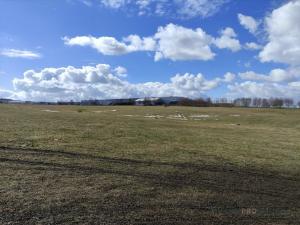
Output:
[{"xmin": 0, "ymin": 104, "xmax": 299, "ymax": 224}]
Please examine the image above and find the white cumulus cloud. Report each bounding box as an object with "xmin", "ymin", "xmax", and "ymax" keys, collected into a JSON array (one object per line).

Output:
[
  {"xmin": 114, "ymin": 66, "xmax": 128, "ymax": 77},
  {"xmin": 10, "ymin": 64, "xmax": 232, "ymax": 101},
  {"xmin": 239, "ymin": 67, "xmax": 300, "ymax": 83},
  {"xmin": 64, "ymin": 36, "xmax": 131, "ymax": 55},
  {"xmin": 259, "ymin": 0, "xmax": 300, "ymax": 66},
  {"xmin": 238, "ymin": 13, "xmax": 259, "ymax": 34},
  {"xmin": 153, "ymin": 23, "xmax": 215, "ymax": 61},
  {"xmin": 244, "ymin": 42, "xmax": 262, "ymax": 50},
  {"xmin": 64, "ymin": 23, "xmax": 243, "ymax": 61},
  {"xmin": 213, "ymin": 27, "xmax": 241, "ymax": 52},
  {"xmin": 229, "ymin": 66, "xmax": 300, "ymax": 99},
  {"xmin": 228, "ymin": 81, "xmax": 300, "ymax": 99},
  {"xmin": 223, "ymin": 72, "xmax": 236, "ymax": 82},
  {"xmin": 0, "ymin": 88, "xmax": 14, "ymax": 99},
  {"xmin": 63, "ymin": 35, "xmax": 156, "ymax": 56}
]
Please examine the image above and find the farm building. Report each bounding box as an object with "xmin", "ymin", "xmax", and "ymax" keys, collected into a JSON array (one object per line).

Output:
[
  {"xmin": 135, "ymin": 97, "xmax": 162, "ymax": 106},
  {"xmin": 135, "ymin": 97, "xmax": 185, "ymax": 106},
  {"xmin": 0, "ymin": 98, "xmax": 13, "ymax": 104}
]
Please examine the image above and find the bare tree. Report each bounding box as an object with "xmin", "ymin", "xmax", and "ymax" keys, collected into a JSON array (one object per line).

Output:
[
  {"xmin": 235, "ymin": 98, "xmax": 252, "ymax": 107},
  {"xmin": 252, "ymin": 98, "xmax": 263, "ymax": 108},
  {"xmin": 270, "ymin": 98, "xmax": 284, "ymax": 108},
  {"xmin": 261, "ymin": 98, "xmax": 270, "ymax": 108},
  {"xmin": 219, "ymin": 98, "xmax": 228, "ymax": 104},
  {"xmin": 283, "ymin": 98, "xmax": 294, "ymax": 108}
]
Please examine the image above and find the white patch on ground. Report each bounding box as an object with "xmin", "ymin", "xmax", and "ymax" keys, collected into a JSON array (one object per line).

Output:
[
  {"xmin": 144, "ymin": 114, "xmax": 164, "ymax": 119},
  {"xmin": 189, "ymin": 114, "xmax": 219, "ymax": 120},
  {"xmin": 122, "ymin": 114, "xmax": 140, "ymax": 117},
  {"xmin": 167, "ymin": 113, "xmax": 188, "ymax": 120},
  {"xmin": 228, "ymin": 123, "xmax": 241, "ymax": 126},
  {"xmin": 189, "ymin": 114, "xmax": 210, "ymax": 118},
  {"xmin": 93, "ymin": 109, "xmax": 118, "ymax": 113},
  {"xmin": 41, "ymin": 109, "xmax": 59, "ymax": 113},
  {"xmin": 230, "ymin": 114, "xmax": 241, "ymax": 117},
  {"xmin": 93, "ymin": 111, "xmax": 105, "ymax": 113}
]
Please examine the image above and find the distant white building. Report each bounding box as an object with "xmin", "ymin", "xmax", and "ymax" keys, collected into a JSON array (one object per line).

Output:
[
  {"xmin": 135, "ymin": 97, "xmax": 161, "ymax": 106},
  {"xmin": 135, "ymin": 96, "xmax": 184, "ymax": 106},
  {"xmin": 7, "ymin": 100, "xmax": 25, "ymax": 104}
]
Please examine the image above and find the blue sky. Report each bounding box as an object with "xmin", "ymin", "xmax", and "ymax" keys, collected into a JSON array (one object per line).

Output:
[{"xmin": 0, "ymin": 0, "xmax": 300, "ymax": 101}]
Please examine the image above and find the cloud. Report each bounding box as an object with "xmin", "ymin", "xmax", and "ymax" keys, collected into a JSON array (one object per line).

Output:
[
  {"xmin": 0, "ymin": 88, "xmax": 13, "ymax": 99},
  {"xmin": 229, "ymin": 66, "xmax": 300, "ymax": 99},
  {"xmin": 63, "ymin": 35, "xmax": 156, "ymax": 56},
  {"xmin": 228, "ymin": 81, "xmax": 300, "ymax": 99},
  {"xmin": 11, "ymin": 64, "xmax": 231, "ymax": 101},
  {"xmin": 114, "ymin": 66, "xmax": 127, "ymax": 77},
  {"xmin": 238, "ymin": 13, "xmax": 259, "ymax": 34},
  {"xmin": 213, "ymin": 27, "xmax": 241, "ymax": 52},
  {"xmin": 101, "ymin": 0, "xmax": 126, "ymax": 8},
  {"xmin": 223, "ymin": 72, "xmax": 236, "ymax": 82},
  {"xmin": 0, "ymin": 49, "xmax": 41, "ymax": 59},
  {"xmin": 289, "ymin": 81, "xmax": 300, "ymax": 88},
  {"xmin": 6, "ymin": 63, "xmax": 300, "ymax": 101},
  {"xmin": 153, "ymin": 23, "xmax": 215, "ymax": 61},
  {"xmin": 175, "ymin": 0, "xmax": 229, "ymax": 19},
  {"xmin": 65, "ymin": 23, "xmax": 243, "ymax": 61},
  {"xmin": 64, "ymin": 36, "xmax": 132, "ymax": 55},
  {"xmin": 123, "ymin": 35, "xmax": 157, "ymax": 51},
  {"xmin": 244, "ymin": 42, "xmax": 262, "ymax": 50},
  {"xmin": 259, "ymin": 1, "xmax": 300, "ymax": 66},
  {"xmin": 239, "ymin": 67, "xmax": 300, "ymax": 83},
  {"xmin": 86, "ymin": 0, "xmax": 229, "ymax": 19}
]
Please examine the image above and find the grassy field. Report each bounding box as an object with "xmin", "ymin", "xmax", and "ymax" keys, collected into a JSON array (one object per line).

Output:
[{"xmin": 0, "ymin": 104, "xmax": 299, "ymax": 225}]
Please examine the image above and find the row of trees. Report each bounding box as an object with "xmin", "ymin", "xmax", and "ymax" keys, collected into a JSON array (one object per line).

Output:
[
  {"xmin": 177, "ymin": 97, "xmax": 300, "ymax": 108},
  {"xmin": 233, "ymin": 97, "xmax": 297, "ymax": 108},
  {"xmin": 177, "ymin": 98, "xmax": 213, "ymax": 107}
]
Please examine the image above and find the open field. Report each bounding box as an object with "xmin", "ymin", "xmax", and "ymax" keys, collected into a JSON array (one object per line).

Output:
[{"xmin": 0, "ymin": 104, "xmax": 299, "ymax": 225}]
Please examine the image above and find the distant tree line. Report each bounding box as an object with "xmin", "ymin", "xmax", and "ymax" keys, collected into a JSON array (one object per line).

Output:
[
  {"xmin": 1, "ymin": 97, "xmax": 300, "ymax": 108},
  {"xmin": 232, "ymin": 97, "xmax": 295, "ymax": 108},
  {"xmin": 177, "ymin": 98, "xmax": 213, "ymax": 107},
  {"xmin": 176, "ymin": 97, "xmax": 299, "ymax": 108},
  {"xmin": 177, "ymin": 98, "xmax": 234, "ymax": 107}
]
